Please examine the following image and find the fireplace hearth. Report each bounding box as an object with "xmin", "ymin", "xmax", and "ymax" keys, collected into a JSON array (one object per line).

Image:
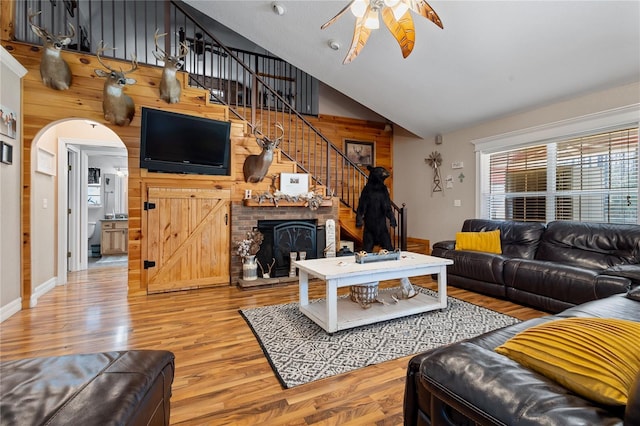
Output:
[
  {"xmin": 230, "ymin": 199, "xmax": 338, "ymax": 285},
  {"xmin": 256, "ymin": 219, "xmax": 324, "ymax": 278}
]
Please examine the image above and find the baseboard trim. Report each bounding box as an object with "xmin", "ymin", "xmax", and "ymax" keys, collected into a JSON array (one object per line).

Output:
[
  {"xmin": 30, "ymin": 277, "xmax": 57, "ymax": 308},
  {"xmin": 0, "ymin": 297, "xmax": 22, "ymax": 322}
]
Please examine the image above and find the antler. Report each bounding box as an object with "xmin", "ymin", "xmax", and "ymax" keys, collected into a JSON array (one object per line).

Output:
[
  {"xmin": 272, "ymin": 123, "xmax": 285, "ymax": 148},
  {"xmin": 153, "ymin": 29, "xmax": 168, "ymax": 58},
  {"xmin": 28, "ymin": 9, "xmax": 75, "ymax": 41},
  {"xmin": 96, "ymin": 42, "xmax": 117, "ymax": 72},
  {"xmin": 124, "ymin": 54, "xmax": 138, "ymax": 74},
  {"xmin": 62, "ymin": 22, "xmax": 76, "ymax": 40},
  {"xmin": 252, "ymin": 121, "xmax": 264, "ymax": 137},
  {"xmin": 28, "ymin": 10, "xmax": 46, "ymax": 38},
  {"xmin": 178, "ymin": 41, "xmax": 190, "ymax": 59},
  {"xmin": 155, "ymin": 29, "xmax": 189, "ymax": 60},
  {"xmin": 97, "ymin": 41, "xmax": 138, "ymax": 74},
  {"xmin": 252, "ymin": 122, "xmax": 284, "ymax": 148},
  {"xmin": 252, "ymin": 121, "xmax": 267, "ymax": 147}
]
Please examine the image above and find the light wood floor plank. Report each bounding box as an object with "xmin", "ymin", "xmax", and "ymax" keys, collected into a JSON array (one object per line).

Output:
[{"xmin": 0, "ymin": 264, "xmax": 546, "ymax": 425}]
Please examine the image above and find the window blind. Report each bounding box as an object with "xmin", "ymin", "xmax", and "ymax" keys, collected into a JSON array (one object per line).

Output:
[{"xmin": 485, "ymin": 127, "xmax": 638, "ymax": 224}]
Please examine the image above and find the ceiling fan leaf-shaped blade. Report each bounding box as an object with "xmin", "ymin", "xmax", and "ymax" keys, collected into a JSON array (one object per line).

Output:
[
  {"xmin": 382, "ymin": 7, "xmax": 415, "ymax": 58},
  {"xmin": 321, "ymin": 0, "xmax": 358, "ymax": 29},
  {"xmin": 344, "ymin": 15, "xmax": 372, "ymax": 64},
  {"xmin": 411, "ymin": 0, "xmax": 443, "ymax": 29}
]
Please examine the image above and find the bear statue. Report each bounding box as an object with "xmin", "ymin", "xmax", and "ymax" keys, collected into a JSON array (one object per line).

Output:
[{"xmin": 356, "ymin": 165, "xmax": 397, "ymax": 253}]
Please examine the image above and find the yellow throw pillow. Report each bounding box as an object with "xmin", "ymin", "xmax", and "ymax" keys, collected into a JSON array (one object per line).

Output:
[
  {"xmin": 495, "ymin": 317, "xmax": 640, "ymax": 406},
  {"xmin": 455, "ymin": 229, "xmax": 502, "ymax": 254}
]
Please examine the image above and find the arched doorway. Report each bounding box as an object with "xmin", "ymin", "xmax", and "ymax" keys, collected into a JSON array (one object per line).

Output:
[{"xmin": 29, "ymin": 118, "xmax": 127, "ymax": 304}]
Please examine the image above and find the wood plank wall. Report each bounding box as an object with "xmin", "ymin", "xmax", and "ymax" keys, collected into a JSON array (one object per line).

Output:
[{"xmin": 2, "ymin": 39, "xmax": 393, "ymax": 301}]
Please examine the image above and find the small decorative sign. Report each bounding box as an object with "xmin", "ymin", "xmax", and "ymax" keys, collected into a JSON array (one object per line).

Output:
[{"xmin": 280, "ymin": 173, "xmax": 309, "ymax": 196}]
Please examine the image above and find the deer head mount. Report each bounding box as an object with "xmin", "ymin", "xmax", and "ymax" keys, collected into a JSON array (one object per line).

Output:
[
  {"xmin": 28, "ymin": 10, "xmax": 75, "ymax": 90},
  {"xmin": 152, "ymin": 30, "xmax": 189, "ymax": 104},
  {"xmin": 95, "ymin": 42, "xmax": 138, "ymax": 126},
  {"xmin": 243, "ymin": 123, "xmax": 284, "ymax": 183}
]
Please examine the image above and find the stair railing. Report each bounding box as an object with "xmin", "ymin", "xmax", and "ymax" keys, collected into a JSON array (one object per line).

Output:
[
  {"xmin": 9, "ymin": 0, "xmax": 407, "ymax": 250},
  {"xmin": 169, "ymin": 2, "xmax": 406, "ymax": 250}
]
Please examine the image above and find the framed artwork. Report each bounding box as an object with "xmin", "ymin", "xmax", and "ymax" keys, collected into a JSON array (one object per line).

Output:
[
  {"xmin": 88, "ymin": 167, "xmax": 101, "ymax": 185},
  {"xmin": 280, "ymin": 172, "xmax": 309, "ymax": 196},
  {"xmin": 345, "ymin": 139, "xmax": 374, "ymax": 167},
  {"xmin": 36, "ymin": 147, "xmax": 56, "ymax": 176},
  {"xmin": 0, "ymin": 105, "xmax": 17, "ymax": 139},
  {"xmin": 1, "ymin": 142, "xmax": 13, "ymax": 164}
]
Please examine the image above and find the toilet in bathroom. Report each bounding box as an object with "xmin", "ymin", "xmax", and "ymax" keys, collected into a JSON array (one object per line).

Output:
[
  {"xmin": 88, "ymin": 222, "xmax": 96, "ymax": 241},
  {"xmin": 88, "ymin": 222, "xmax": 100, "ymax": 258}
]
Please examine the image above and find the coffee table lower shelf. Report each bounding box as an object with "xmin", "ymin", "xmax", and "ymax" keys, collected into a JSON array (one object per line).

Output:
[{"xmin": 300, "ymin": 292, "xmax": 444, "ymax": 333}]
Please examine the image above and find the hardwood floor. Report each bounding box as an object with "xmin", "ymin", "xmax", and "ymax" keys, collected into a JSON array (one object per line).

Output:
[{"xmin": 0, "ymin": 265, "xmax": 547, "ymax": 425}]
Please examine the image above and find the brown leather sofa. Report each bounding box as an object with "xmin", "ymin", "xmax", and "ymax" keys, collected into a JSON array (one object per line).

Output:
[
  {"xmin": 0, "ymin": 350, "xmax": 175, "ymax": 426},
  {"xmin": 404, "ymin": 289, "xmax": 640, "ymax": 425},
  {"xmin": 432, "ymin": 219, "xmax": 640, "ymax": 313}
]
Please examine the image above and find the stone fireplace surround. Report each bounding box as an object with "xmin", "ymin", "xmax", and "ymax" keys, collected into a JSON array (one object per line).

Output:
[{"xmin": 230, "ymin": 199, "xmax": 340, "ymax": 284}]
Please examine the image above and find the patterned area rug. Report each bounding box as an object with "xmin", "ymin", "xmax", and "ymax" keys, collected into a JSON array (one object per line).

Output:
[{"xmin": 239, "ymin": 287, "xmax": 520, "ymax": 388}]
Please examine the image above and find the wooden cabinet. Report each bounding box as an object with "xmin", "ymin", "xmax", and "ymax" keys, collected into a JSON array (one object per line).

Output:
[{"xmin": 101, "ymin": 220, "xmax": 128, "ymax": 255}]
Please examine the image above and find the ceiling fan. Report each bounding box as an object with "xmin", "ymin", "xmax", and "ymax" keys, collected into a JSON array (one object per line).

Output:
[{"xmin": 321, "ymin": 0, "xmax": 443, "ymax": 64}]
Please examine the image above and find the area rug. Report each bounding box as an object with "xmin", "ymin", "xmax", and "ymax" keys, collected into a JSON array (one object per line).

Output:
[{"xmin": 239, "ymin": 287, "xmax": 520, "ymax": 388}]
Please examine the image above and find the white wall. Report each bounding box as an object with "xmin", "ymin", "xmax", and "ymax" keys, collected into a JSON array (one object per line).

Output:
[
  {"xmin": 394, "ymin": 81, "xmax": 640, "ymax": 245},
  {"xmin": 31, "ymin": 131, "xmax": 58, "ymax": 291},
  {"xmin": 0, "ymin": 47, "xmax": 27, "ymax": 321}
]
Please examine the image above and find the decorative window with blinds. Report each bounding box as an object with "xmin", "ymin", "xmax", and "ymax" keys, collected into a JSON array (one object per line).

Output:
[{"xmin": 485, "ymin": 127, "xmax": 638, "ymax": 224}]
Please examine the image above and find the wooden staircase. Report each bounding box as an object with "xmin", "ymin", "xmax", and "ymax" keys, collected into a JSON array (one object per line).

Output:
[{"xmin": 180, "ymin": 74, "xmax": 415, "ymax": 253}]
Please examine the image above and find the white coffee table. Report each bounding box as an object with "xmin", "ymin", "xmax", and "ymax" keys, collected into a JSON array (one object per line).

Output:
[{"xmin": 293, "ymin": 251, "xmax": 453, "ymax": 333}]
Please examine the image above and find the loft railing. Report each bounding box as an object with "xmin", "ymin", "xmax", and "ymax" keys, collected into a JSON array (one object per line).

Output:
[{"xmin": 10, "ymin": 0, "xmax": 407, "ymax": 250}]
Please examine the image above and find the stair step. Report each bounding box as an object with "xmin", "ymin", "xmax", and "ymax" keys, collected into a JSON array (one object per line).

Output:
[{"xmin": 406, "ymin": 237, "xmax": 431, "ymax": 255}]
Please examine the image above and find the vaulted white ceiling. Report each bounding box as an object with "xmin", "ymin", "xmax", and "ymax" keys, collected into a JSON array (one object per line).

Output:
[{"xmin": 184, "ymin": 1, "xmax": 640, "ymax": 139}]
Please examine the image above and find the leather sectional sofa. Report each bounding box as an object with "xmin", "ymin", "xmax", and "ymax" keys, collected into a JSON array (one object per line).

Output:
[
  {"xmin": 0, "ymin": 350, "xmax": 175, "ymax": 425},
  {"xmin": 404, "ymin": 288, "xmax": 640, "ymax": 425},
  {"xmin": 431, "ymin": 219, "xmax": 640, "ymax": 313}
]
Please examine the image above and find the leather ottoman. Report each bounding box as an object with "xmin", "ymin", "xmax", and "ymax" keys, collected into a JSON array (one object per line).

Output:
[{"xmin": 1, "ymin": 350, "xmax": 175, "ymax": 426}]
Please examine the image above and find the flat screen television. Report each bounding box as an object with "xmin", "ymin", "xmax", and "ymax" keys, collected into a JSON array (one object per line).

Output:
[{"xmin": 139, "ymin": 107, "xmax": 231, "ymax": 176}]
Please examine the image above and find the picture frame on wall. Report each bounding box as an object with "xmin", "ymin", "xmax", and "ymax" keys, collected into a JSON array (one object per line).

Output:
[
  {"xmin": 36, "ymin": 147, "xmax": 56, "ymax": 176},
  {"xmin": 345, "ymin": 139, "xmax": 374, "ymax": 167},
  {"xmin": 280, "ymin": 172, "xmax": 309, "ymax": 196},
  {"xmin": 1, "ymin": 142, "xmax": 13, "ymax": 165},
  {"xmin": 88, "ymin": 167, "xmax": 101, "ymax": 185},
  {"xmin": 0, "ymin": 105, "xmax": 17, "ymax": 139}
]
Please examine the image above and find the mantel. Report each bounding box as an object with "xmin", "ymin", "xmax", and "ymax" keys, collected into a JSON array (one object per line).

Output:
[{"xmin": 242, "ymin": 198, "xmax": 333, "ymax": 208}]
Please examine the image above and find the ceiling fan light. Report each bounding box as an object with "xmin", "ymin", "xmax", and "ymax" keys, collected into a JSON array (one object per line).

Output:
[
  {"xmin": 350, "ymin": 0, "xmax": 368, "ymax": 18},
  {"xmin": 392, "ymin": 2, "xmax": 410, "ymax": 20},
  {"xmin": 364, "ymin": 10, "xmax": 380, "ymax": 29}
]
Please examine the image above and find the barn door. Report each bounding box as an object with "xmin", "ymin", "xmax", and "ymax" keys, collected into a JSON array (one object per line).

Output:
[{"xmin": 145, "ymin": 187, "xmax": 230, "ymax": 293}]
